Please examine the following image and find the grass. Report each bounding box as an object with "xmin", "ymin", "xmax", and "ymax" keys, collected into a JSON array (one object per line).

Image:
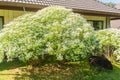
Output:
[{"xmin": 0, "ymin": 60, "xmax": 120, "ymax": 80}]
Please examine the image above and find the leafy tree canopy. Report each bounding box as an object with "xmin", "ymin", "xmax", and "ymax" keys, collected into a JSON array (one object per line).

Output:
[{"xmin": 105, "ymin": 2, "xmax": 116, "ymax": 8}]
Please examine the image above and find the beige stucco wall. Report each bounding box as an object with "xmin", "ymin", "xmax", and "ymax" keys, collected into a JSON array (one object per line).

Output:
[
  {"xmin": 111, "ymin": 19, "xmax": 120, "ymax": 28},
  {"xmin": 83, "ymin": 15, "xmax": 110, "ymax": 29}
]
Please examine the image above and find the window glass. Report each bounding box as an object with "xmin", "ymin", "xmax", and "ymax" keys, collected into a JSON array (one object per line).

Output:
[{"xmin": 88, "ymin": 20, "xmax": 103, "ymax": 30}]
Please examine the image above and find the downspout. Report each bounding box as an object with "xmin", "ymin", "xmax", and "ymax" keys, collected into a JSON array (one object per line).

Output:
[
  {"xmin": 23, "ymin": 6, "xmax": 26, "ymax": 13},
  {"xmin": 106, "ymin": 16, "xmax": 108, "ymax": 28}
]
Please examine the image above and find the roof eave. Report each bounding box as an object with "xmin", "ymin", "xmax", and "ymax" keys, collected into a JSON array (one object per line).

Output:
[
  {"xmin": 73, "ymin": 9, "xmax": 120, "ymax": 17},
  {"xmin": 0, "ymin": 1, "xmax": 46, "ymax": 11}
]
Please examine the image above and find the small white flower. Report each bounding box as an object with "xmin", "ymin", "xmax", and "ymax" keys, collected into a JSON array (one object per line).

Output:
[{"xmin": 83, "ymin": 32, "xmax": 90, "ymax": 38}]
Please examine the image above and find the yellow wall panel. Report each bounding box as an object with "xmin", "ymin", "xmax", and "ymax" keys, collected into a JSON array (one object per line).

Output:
[
  {"xmin": 0, "ymin": 9, "xmax": 26, "ymax": 24},
  {"xmin": 84, "ymin": 15, "xmax": 107, "ymax": 28}
]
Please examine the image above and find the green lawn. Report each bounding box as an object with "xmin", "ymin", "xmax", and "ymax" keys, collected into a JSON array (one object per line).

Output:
[{"xmin": 0, "ymin": 60, "xmax": 120, "ymax": 80}]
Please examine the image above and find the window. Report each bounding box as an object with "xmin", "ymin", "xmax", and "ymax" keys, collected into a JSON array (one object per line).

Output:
[
  {"xmin": 88, "ymin": 20, "xmax": 103, "ymax": 30},
  {"xmin": 0, "ymin": 16, "xmax": 4, "ymax": 30}
]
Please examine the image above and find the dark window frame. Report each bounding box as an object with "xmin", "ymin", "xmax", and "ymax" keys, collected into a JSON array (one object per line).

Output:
[
  {"xmin": 87, "ymin": 20, "xmax": 104, "ymax": 30},
  {"xmin": 0, "ymin": 16, "xmax": 4, "ymax": 29}
]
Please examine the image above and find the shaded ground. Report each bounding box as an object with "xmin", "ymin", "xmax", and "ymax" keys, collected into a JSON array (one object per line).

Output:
[{"xmin": 0, "ymin": 60, "xmax": 120, "ymax": 80}]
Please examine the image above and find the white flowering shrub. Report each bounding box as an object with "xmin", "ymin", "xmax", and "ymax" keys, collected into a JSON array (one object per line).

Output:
[
  {"xmin": 96, "ymin": 29, "xmax": 120, "ymax": 61},
  {"xmin": 0, "ymin": 6, "xmax": 98, "ymax": 63}
]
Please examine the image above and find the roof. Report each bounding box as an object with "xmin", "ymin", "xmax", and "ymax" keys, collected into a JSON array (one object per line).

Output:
[
  {"xmin": 0, "ymin": 0, "xmax": 120, "ymax": 17},
  {"xmin": 115, "ymin": 3, "xmax": 120, "ymax": 9},
  {"xmin": 111, "ymin": 4, "xmax": 120, "ymax": 19}
]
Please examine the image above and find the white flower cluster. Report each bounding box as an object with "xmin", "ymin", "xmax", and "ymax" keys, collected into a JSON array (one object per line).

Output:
[
  {"xmin": 96, "ymin": 28, "xmax": 120, "ymax": 62},
  {"xmin": 0, "ymin": 6, "xmax": 96, "ymax": 62}
]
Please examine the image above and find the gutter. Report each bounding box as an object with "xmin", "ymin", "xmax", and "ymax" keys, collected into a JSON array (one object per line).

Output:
[{"xmin": 73, "ymin": 9, "xmax": 120, "ymax": 17}]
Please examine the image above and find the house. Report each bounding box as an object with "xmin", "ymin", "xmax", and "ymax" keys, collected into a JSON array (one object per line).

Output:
[
  {"xmin": 0, "ymin": 0, "xmax": 120, "ymax": 30},
  {"xmin": 111, "ymin": 3, "xmax": 120, "ymax": 29}
]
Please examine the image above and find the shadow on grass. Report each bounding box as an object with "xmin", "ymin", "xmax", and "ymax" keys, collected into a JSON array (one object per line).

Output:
[
  {"xmin": 13, "ymin": 63, "xmax": 84, "ymax": 80},
  {"xmin": 0, "ymin": 60, "xmax": 26, "ymax": 71},
  {"xmin": 13, "ymin": 62, "xmax": 92, "ymax": 80},
  {"xmin": 13, "ymin": 62, "xmax": 120, "ymax": 80}
]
